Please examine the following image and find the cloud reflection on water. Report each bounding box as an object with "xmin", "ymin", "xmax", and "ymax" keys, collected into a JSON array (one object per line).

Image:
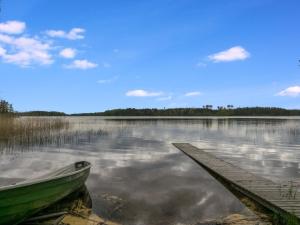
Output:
[{"xmin": 2, "ymin": 117, "xmax": 300, "ymax": 224}]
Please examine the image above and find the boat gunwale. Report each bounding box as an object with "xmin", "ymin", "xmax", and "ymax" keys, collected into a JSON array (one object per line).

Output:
[{"xmin": 0, "ymin": 161, "xmax": 91, "ymax": 192}]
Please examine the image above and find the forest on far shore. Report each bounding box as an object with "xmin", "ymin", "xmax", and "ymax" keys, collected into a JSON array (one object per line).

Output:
[
  {"xmin": 72, "ymin": 107, "xmax": 300, "ymax": 116},
  {"xmin": 2, "ymin": 99, "xmax": 300, "ymax": 116}
]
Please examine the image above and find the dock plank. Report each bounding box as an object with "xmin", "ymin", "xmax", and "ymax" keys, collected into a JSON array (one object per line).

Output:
[{"xmin": 173, "ymin": 143, "xmax": 300, "ymax": 221}]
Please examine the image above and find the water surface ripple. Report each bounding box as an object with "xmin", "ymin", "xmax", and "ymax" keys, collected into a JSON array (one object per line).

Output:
[{"xmin": 1, "ymin": 117, "xmax": 300, "ymax": 224}]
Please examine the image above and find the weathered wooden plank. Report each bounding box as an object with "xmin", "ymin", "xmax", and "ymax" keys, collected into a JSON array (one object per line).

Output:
[{"xmin": 173, "ymin": 143, "xmax": 300, "ymax": 221}]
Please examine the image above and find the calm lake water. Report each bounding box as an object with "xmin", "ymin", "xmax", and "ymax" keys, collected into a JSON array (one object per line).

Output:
[{"xmin": 1, "ymin": 116, "xmax": 300, "ymax": 224}]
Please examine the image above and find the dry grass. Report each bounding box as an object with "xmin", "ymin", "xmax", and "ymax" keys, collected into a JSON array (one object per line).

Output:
[
  {"xmin": 0, "ymin": 116, "xmax": 108, "ymax": 152},
  {"xmin": 0, "ymin": 116, "xmax": 68, "ymax": 138},
  {"xmin": 0, "ymin": 116, "xmax": 69, "ymax": 149}
]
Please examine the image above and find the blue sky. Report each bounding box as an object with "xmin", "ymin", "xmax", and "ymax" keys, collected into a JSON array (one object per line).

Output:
[{"xmin": 0, "ymin": 0, "xmax": 300, "ymax": 113}]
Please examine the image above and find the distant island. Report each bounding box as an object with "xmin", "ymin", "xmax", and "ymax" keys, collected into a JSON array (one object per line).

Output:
[{"xmin": 1, "ymin": 99, "xmax": 300, "ymax": 116}]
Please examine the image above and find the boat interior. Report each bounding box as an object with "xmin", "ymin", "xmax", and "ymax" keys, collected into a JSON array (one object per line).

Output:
[{"xmin": 0, "ymin": 161, "xmax": 90, "ymax": 188}]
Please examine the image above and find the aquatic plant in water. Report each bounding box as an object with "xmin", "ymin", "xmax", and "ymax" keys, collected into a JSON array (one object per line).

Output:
[{"xmin": 0, "ymin": 116, "xmax": 108, "ymax": 152}]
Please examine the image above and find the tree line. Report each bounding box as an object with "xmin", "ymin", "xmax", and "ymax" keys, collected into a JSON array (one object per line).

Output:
[
  {"xmin": 2, "ymin": 98, "xmax": 300, "ymax": 116},
  {"xmin": 0, "ymin": 99, "xmax": 14, "ymax": 113},
  {"xmin": 72, "ymin": 107, "xmax": 300, "ymax": 116},
  {"xmin": 18, "ymin": 111, "xmax": 66, "ymax": 116}
]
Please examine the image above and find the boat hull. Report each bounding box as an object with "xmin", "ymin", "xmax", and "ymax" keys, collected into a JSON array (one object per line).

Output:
[{"xmin": 0, "ymin": 162, "xmax": 90, "ymax": 225}]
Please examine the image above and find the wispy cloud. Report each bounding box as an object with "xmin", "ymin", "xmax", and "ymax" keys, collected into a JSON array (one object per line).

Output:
[
  {"xmin": 59, "ymin": 48, "xmax": 76, "ymax": 58},
  {"xmin": 102, "ymin": 62, "xmax": 112, "ymax": 68},
  {"xmin": 157, "ymin": 95, "xmax": 172, "ymax": 101},
  {"xmin": 0, "ymin": 21, "xmax": 26, "ymax": 34},
  {"xmin": 46, "ymin": 28, "xmax": 85, "ymax": 40},
  {"xmin": 195, "ymin": 62, "xmax": 207, "ymax": 67},
  {"xmin": 184, "ymin": 91, "xmax": 202, "ymax": 97},
  {"xmin": 276, "ymin": 86, "xmax": 300, "ymax": 97},
  {"xmin": 65, "ymin": 59, "xmax": 98, "ymax": 69},
  {"xmin": 97, "ymin": 76, "xmax": 118, "ymax": 84},
  {"xmin": 126, "ymin": 89, "xmax": 163, "ymax": 97},
  {"xmin": 208, "ymin": 46, "xmax": 250, "ymax": 62}
]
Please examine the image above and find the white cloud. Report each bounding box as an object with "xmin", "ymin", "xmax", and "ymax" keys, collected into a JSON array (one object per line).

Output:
[
  {"xmin": 0, "ymin": 21, "xmax": 94, "ymax": 68},
  {"xmin": 0, "ymin": 46, "xmax": 6, "ymax": 56},
  {"xmin": 59, "ymin": 48, "xmax": 76, "ymax": 58},
  {"xmin": 0, "ymin": 33, "xmax": 53, "ymax": 66},
  {"xmin": 65, "ymin": 59, "xmax": 98, "ymax": 69},
  {"xmin": 126, "ymin": 89, "xmax": 163, "ymax": 97},
  {"xmin": 46, "ymin": 28, "xmax": 85, "ymax": 40},
  {"xmin": 208, "ymin": 46, "xmax": 250, "ymax": 62},
  {"xmin": 4, "ymin": 52, "xmax": 32, "ymax": 65},
  {"xmin": 277, "ymin": 86, "xmax": 300, "ymax": 97},
  {"xmin": 0, "ymin": 21, "xmax": 26, "ymax": 34},
  {"xmin": 184, "ymin": 91, "xmax": 202, "ymax": 97},
  {"xmin": 0, "ymin": 34, "xmax": 13, "ymax": 43}
]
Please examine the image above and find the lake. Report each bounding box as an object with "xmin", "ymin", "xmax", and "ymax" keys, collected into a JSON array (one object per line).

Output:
[{"xmin": 1, "ymin": 116, "xmax": 300, "ymax": 224}]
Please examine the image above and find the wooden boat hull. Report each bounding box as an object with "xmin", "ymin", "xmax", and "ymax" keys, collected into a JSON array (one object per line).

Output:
[{"xmin": 0, "ymin": 161, "xmax": 90, "ymax": 225}]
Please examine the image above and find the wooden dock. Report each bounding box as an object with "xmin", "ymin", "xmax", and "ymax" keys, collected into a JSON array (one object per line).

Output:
[{"xmin": 173, "ymin": 143, "xmax": 300, "ymax": 221}]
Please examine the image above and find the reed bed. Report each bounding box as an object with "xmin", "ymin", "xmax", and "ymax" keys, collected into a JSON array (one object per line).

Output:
[{"xmin": 0, "ymin": 116, "xmax": 108, "ymax": 152}]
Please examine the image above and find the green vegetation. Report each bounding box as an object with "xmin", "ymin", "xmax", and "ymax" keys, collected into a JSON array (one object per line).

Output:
[
  {"xmin": 2, "ymin": 97, "xmax": 300, "ymax": 116},
  {"xmin": 272, "ymin": 212, "xmax": 299, "ymax": 225},
  {"xmin": 0, "ymin": 99, "xmax": 14, "ymax": 113},
  {"xmin": 72, "ymin": 107, "xmax": 300, "ymax": 117},
  {"xmin": 0, "ymin": 99, "xmax": 66, "ymax": 116},
  {"xmin": 18, "ymin": 111, "xmax": 66, "ymax": 116}
]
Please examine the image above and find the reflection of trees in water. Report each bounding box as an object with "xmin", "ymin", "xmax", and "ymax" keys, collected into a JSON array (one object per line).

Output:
[
  {"xmin": 104, "ymin": 118, "xmax": 300, "ymax": 146},
  {"xmin": 202, "ymin": 119, "xmax": 212, "ymax": 128},
  {"xmin": 4, "ymin": 117, "xmax": 300, "ymax": 224}
]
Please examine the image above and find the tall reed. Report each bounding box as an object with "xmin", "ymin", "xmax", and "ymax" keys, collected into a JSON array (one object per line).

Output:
[
  {"xmin": 0, "ymin": 116, "xmax": 107, "ymax": 152},
  {"xmin": 0, "ymin": 116, "xmax": 67, "ymax": 148}
]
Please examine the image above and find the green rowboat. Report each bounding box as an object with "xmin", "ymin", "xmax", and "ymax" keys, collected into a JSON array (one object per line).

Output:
[{"xmin": 0, "ymin": 161, "xmax": 91, "ymax": 225}]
